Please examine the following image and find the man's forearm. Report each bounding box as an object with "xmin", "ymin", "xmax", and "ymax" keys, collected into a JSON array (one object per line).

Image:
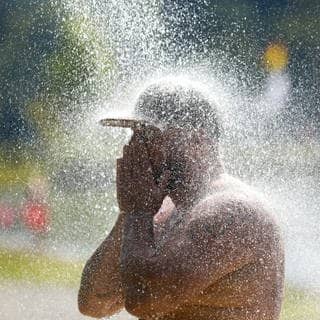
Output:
[
  {"xmin": 120, "ymin": 211, "xmax": 185, "ymax": 317},
  {"xmin": 120, "ymin": 211, "xmax": 159, "ymax": 316},
  {"xmin": 121, "ymin": 211, "xmax": 164, "ymax": 284},
  {"xmin": 121, "ymin": 212, "xmax": 156, "ymax": 263},
  {"xmin": 78, "ymin": 213, "xmax": 125, "ymax": 317}
]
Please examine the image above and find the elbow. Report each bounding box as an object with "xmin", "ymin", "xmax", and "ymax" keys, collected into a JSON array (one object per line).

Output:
[
  {"xmin": 78, "ymin": 298, "xmax": 100, "ymax": 318},
  {"xmin": 124, "ymin": 292, "xmax": 176, "ymax": 319},
  {"xmin": 78, "ymin": 289, "xmax": 119, "ymax": 318},
  {"xmin": 123, "ymin": 285, "xmax": 157, "ymax": 318},
  {"xmin": 123, "ymin": 282, "xmax": 175, "ymax": 318},
  {"xmin": 124, "ymin": 299, "xmax": 141, "ymax": 317},
  {"xmin": 78, "ymin": 300, "xmax": 101, "ymax": 318},
  {"xmin": 124, "ymin": 296, "xmax": 153, "ymax": 318},
  {"xmin": 78, "ymin": 292, "xmax": 104, "ymax": 318}
]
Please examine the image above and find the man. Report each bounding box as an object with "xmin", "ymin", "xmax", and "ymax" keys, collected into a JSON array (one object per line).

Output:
[{"xmin": 78, "ymin": 80, "xmax": 285, "ymax": 320}]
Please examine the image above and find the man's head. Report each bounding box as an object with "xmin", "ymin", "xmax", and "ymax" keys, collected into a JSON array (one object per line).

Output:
[
  {"xmin": 134, "ymin": 80, "xmax": 221, "ymax": 141},
  {"xmin": 133, "ymin": 80, "xmax": 223, "ymax": 207}
]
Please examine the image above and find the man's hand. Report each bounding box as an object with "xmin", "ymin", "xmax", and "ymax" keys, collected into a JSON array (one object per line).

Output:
[{"xmin": 117, "ymin": 128, "xmax": 170, "ymax": 214}]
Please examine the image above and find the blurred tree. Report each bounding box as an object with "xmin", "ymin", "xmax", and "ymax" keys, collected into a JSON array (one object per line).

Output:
[
  {"xmin": 279, "ymin": 1, "xmax": 320, "ymax": 125},
  {"xmin": 162, "ymin": 0, "xmax": 264, "ymax": 85},
  {"xmin": 0, "ymin": 0, "xmax": 114, "ymax": 162},
  {"xmin": 0, "ymin": 0, "xmax": 56, "ymax": 163},
  {"xmin": 161, "ymin": 0, "xmax": 320, "ymax": 131}
]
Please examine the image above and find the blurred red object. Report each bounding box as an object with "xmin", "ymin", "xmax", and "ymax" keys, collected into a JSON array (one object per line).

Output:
[
  {"xmin": 21, "ymin": 201, "xmax": 50, "ymax": 233},
  {"xmin": 0, "ymin": 204, "xmax": 16, "ymax": 229}
]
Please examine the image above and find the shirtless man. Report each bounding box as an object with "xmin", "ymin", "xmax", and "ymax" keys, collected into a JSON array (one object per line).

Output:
[{"xmin": 78, "ymin": 81, "xmax": 285, "ymax": 320}]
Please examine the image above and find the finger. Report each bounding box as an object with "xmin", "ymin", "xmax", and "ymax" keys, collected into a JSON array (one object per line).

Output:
[
  {"xmin": 134, "ymin": 142, "xmax": 153, "ymax": 174},
  {"xmin": 116, "ymin": 157, "xmax": 123, "ymax": 170},
  {"xmin": 144, "ymin": 126, "xmax": 161, "ymax": 151},
  {"xmin": 159, "ymin": 170, "xmax": 171, "ymax": 192},
  {"xmin": 133, "ymin": 126, "xmax": 166, "ymax": 172},
  {"xmin": 128, "ymin": 129, "xmax": 152, "ymax": 166},
  {"xmin": 144, "ymin": 125, "xmax": 162, "ymax": 142},
  {"xmin": 116, "ymin": 158, "xmax": 126, "ymax": 175},
  {"xmin": 144, "ymin": 127, "xmax": 167, "ymax": 173},
  {"xmin": 128, "ymin": 141, "xmax": 155, "ymax": 190},
  {"xmin": 116, "ymin": 158, "xmax": 126, "ymax": 200},
  {"xmin": 116, "ymin": 158, "xmax": 125, "ymax": 187},
  {"xmin": 117, "ymin": 156, "xmax": 132, "ymax": 186},
  {"xmin": 129, "ymin": 129, "xmax": 150, "ymax": 168},
  {"xmin": 122, "ymin": 144, "xmax": 131, "ymax": 160},
  {"xmin": 129, "ymin": 128, "xmax": 146, "ymax": 146}
]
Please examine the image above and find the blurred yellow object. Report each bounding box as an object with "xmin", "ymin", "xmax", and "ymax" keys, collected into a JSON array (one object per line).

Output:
[{"xmin": 263, "ymin": 43, "xmax": 289, "ymax": 72}]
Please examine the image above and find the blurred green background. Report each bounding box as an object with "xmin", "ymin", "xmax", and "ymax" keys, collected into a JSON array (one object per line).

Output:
[{"xmin": 0, "ymin": 0, "xmax": 319, "ymax": 319}]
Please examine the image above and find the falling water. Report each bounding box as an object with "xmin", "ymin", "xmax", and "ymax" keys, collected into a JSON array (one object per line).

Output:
[
  {"xmin": 58, "ymin": 0, "xmax": 320, "ymax": 290},
  {"xmin": 1, "ymin": 1, "xmax": 319, "ymax": 319}
]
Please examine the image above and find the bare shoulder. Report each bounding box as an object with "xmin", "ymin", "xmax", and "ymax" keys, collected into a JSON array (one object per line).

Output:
[
  {"xmin": 193, "ymin": 173, "xmax": 278, "ymax": 223},
  {"xmin": 187, "ymin": 174, "xmax": 282, "ymax": 247}
]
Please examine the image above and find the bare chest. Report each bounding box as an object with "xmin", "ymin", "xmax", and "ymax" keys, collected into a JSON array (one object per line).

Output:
[
  {"xmin": 141, "ymin": 262, "xmax": 280, "ymax": 320},
  {"xmin": 153, "ymin": 197, "xmax": 183, "ymax": 243}
]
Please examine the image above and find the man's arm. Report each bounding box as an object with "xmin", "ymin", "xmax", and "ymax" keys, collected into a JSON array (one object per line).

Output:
[
  {"xmin": 120, "ymin": 199, "xmax": 262, "ymax": 318},
  {"xmin": 78, "ymin": 213, "xmax": 125, "ymax": 318}
]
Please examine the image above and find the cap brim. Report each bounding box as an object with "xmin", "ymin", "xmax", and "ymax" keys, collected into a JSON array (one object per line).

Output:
[{"xmin": 99, "ymin": 118, "xmax": 149, "ymax": 129}]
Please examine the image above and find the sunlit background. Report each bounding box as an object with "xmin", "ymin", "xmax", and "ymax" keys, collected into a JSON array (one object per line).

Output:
[{"xmin": 0, "ymin": 1, "xmax": 319, "ymax": 319}]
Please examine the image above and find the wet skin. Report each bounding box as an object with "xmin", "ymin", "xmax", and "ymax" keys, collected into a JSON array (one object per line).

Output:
[{"xmin": 78, "ymin": 127, "xmax": 285, "ymax": 320}]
